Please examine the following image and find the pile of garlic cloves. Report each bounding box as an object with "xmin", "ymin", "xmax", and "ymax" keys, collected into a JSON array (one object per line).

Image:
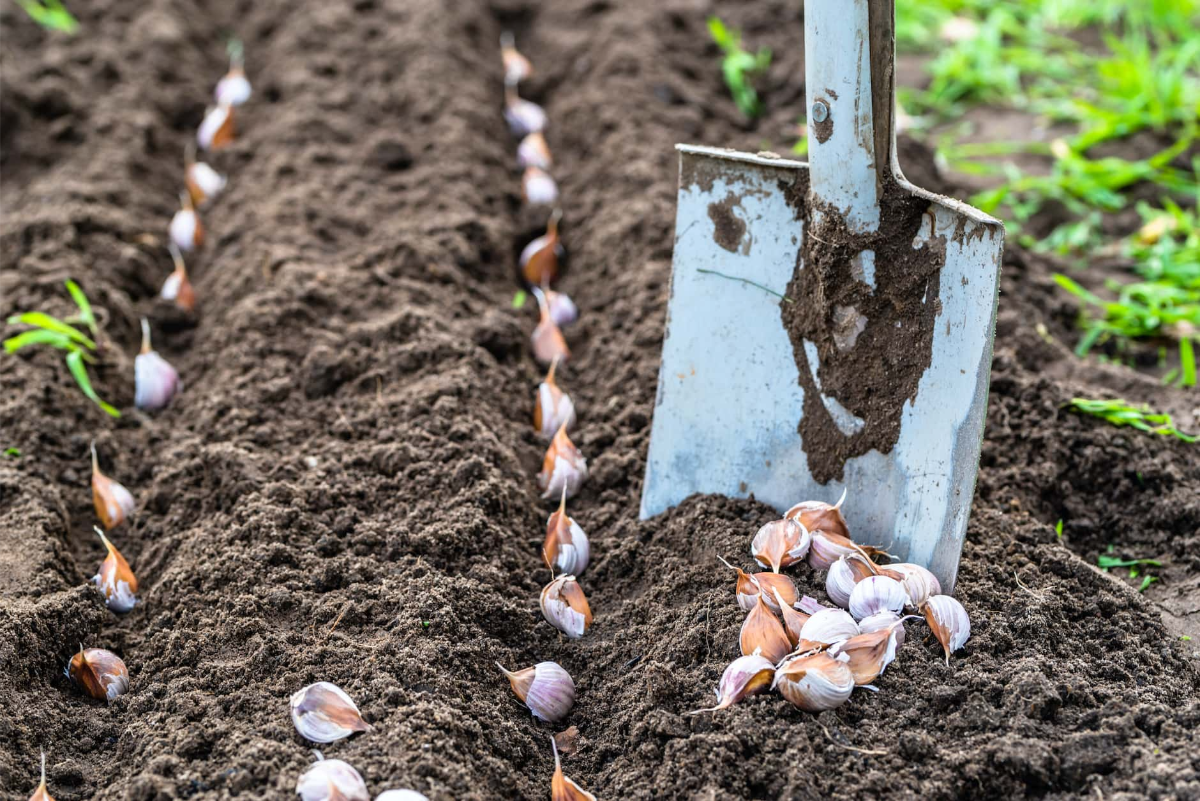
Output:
[{"xmin": 695, "ymin": 492, "xmax": 972, "ymax": 716}]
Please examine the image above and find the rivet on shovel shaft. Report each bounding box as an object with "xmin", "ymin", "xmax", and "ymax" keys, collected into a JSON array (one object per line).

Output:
[{"xmin": 810, "ymin": 100, "xmax": 829, "ymax": 123}]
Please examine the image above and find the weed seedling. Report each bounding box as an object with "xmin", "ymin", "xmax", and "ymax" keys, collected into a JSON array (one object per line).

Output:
[
  {"xmin": 1067, "ymin": 397, "xmax": 1195, "ymax": 442},
  {"xmin": 707, "ymin": 16, "xmax": 771, "ymax": 119},
  {"xmin": 4, "ymin": 281, "xmax": 119, "ymax": 417},
  {"xmin": 15, "ymin": 0, "xmax": 78, "ymax": 34},
  {"xmin": 1098, "ymin": 545, "xmax": 1162, "ymax": 591}
]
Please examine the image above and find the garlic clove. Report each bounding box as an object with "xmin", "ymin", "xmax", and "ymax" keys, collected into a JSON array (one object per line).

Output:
[
  {"xmin": 859, "ymin": 610, "xmax": 907, "ymax": 649},
  {"xmin": 887, "ymin": 563, "xmax": 942, "ymax": 608},
  {"xmin": 753, "ymin": 572, "xmax": 798, "ymax": 614},
  {"xmin": 517, "ymin": 131, "xmax": 553, "ymax": 170},
  {"xmin": 537, "ymin": 423, "xmax": 587, "ymax": 501},
  {"xmin": 500, "ymin": 31, "xmax": 533, "ymax": 85},
  {"xmin": 827, "ymin": 627, "xmax": 900, "ymax": 685},
  {"xmin": 543, "ymin": 487, "xmax": 590, "ymax": 577},
  {"xmin": 290, "ymin": 682, "xmax": 372, "ymax": 743},
  {"xmin": 807, "ymin": 529, "xmax": 887, "ymax": 571},
  {"xmin": 772, "ymin": 588, "xmax": 809, "ymax": 646},
  {"xmin": 550, "ymin": 736, "xmax": 596, "ymax": 801},
  {"xmin": 922, "ymin": 594, "xmax": 971, "ymax": 665},
  {"xmin": 92, "ymin": 526, "xmax": 137, "ymax": 613},
  {"xmin": 796, "ymin": 595, "xmax": 829, "ymax": 615},
  {"xmin": 161, "ymin": 243, "xmax": 196, "ymax": 312},
  {"xmin": 497, "ymin": 661, "xmax": 575, "ymax": 723},
  {"xmin": 718, "ymin": 556, "xmax": 762, "ymax": 613},
  {"xmin": 772, "ymin": 652, "xmax": 856, "ymax": 712},
  {"xmin": 522, "ymin": 166, "xmax": 559, "ymax": 206},
  {"xmin": 534, "ymin": 357, "xmax": 576, "ymax": 439},
  {"xmin": 784, "ymin": 488, "xmax": 850, "ymax": 539},
  {"xmin": 504, "ymin": 86, "xmax": 547, "ymax": 137},
  {"xmin": 30, "ymin": 751, "xmax": 54, "ymax": 801},
  {"xmin": 750, "ymin": 518, "xmax": 811, "ymax": 573},
  {"xmin": 169, "ymin": 193, "xmax": 204, "ymax": 253},
  {"xmin": 375, "ymin": 793, "xmax": 429, "ymax": 801},
  {"xmin": 216, "ymin": 68, "xmax": 252, "ymax": 107},
  {"xmin": 66, "ymin": 646, "xmax": 128, "ymax": 702},
  {"xmin": 540, "ymin": 575, "xmax": 592, "ymax": 639},
  {"xmin": 848, "ymin": 575, "xmax": 908, "ymax": 621},
  {"xmin": 546, "ymin": 289, "xmax": 578, "ymax": 328},
  {"xmin": 531, "ymin": 287, "xmax": 571, "ymax": 366},
  {"xmin": 520, "ymin": 209, "xmax": 564, "ymax": 287},
  {"xmin": 796, "ymin": 608, "xmax": 859, "ymax": 652},
  {"xmin": 185, "ymin": 156, "xmax": 227, "ymax": 207},
  {"xmin": 824, "ymin": 555, "xmax": 859, "ymax": 609},
  {"xmin": 197, "ymin": 103, "xmax": 235, "ymax": 150},
  {"xmin": 739, "ymin": 594, "xmax": 792, "ymax": 664},
  {"xmin": 134, "ymin": 319, "xmax": 181, "ymax": 411},
  {"xmin": 296, "ymin": 753, "xmax": 369, "ymax": 801},
  {"xmin": 91, "ymin": 443, "xmax": 135, "ymax": 531},
  {"xmin": 688, "ymin": 653, "xmax": 775, "ymax": 714}
]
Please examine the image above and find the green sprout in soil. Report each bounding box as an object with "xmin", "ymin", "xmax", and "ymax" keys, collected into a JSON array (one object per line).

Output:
[
  {"xmin": 1068, "ymin": 397, "xmax": 1196, "ymax": 442},
  {"xmin": 512, "ymin": 289, "xmax": 528, "ymax": 310},
  {"xmin": 1098, "ymin": 545, "xmax": 1162, "ymax": 592},
  {"xmin": 3, "ymin": 448, "xmax": 20, "ymax": 458},
  {"xmin": 4, "ymin": 280, "xmax": 119, "ymax": 417},
  {"xmin": 707, "ymin": 16, "xmax": 771, "ymax": 119},
  {"xmin": 15, "ymin": 0, "xmax": 78, "ymax": 34},
  {"xmin": 1055, "ymin": 519, "xmax": 1064, "ymax": 539}
]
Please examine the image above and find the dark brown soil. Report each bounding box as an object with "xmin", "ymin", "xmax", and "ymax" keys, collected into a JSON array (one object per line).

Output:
[{"xmin": 2, "ymin": 1, "xmax": 1198, "ymax": 800}]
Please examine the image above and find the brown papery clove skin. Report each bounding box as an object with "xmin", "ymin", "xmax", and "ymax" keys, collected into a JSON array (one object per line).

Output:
[
  {"xmin": 550, "ymin": 735, "xmax": 596, "ymax": 801},
  {"xmin": 829, "ymin": 628, "xmax": 895, "ymax": 685},
  {"xmin": 740, "ymin": 594, "xmax": 792, "ymax": 664},
  {"xmin": 521, "ymin": 210, "xmax": 563, "ymax": 287},
  {"xmin": 784, "ymin": 490, "xmax": 850, "ymax": 539},
  {"xmin": 773, "ymin": 588, "xmax": 809, "ymax": 646},
  {"xmin": 530, "ymin": 288, "xmax": 570, "ymax": 365}
]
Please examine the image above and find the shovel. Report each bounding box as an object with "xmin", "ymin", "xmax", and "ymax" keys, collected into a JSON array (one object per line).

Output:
[{"xmin": 640, "ymin": 0, "xmax": 1004, "ymax": 592}]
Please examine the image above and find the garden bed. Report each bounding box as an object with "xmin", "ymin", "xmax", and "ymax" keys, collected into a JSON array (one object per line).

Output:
[{"xmin": 1, "ymin": 0, "xmax": 1198, "ymax": 798}]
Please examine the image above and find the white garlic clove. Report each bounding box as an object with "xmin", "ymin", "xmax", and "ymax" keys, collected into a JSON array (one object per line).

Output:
[
  {"xmin": 531, "ymin": 287, "xmax": 570, "ymax": 366},
  {"xmin": 824, "ymin": 556, "xmax": 859, "ymax": 609},
  {"xmin": 750, "ymin": 519, "xmax": 811, "ymax": 573},
  {"xmin": 537, "ymin": 423, "xmax": 587, "ymax": 501},
  {"xmin": 186, "ymin": 160, "xmax": 227, "ymax": 206},
  {"xmin": 505, "ymin": 91, "xmax": 547, "ymax": 137},
  {"xmin": 688, "ymin": 653, "xmax": 775, "ymax": 714},
  {"xmin": 534, "ymin": 358, "xmax": 576, "ymax": 439},
  {"xmin": 887, "ymin": 563, "xmax": 942, "ymax": 608},
  {"xmin": 772, "ymin": 652, "xmax": 855, "ymax": 712},
  {"xmin": 543, "ymin": 488, "xmax": 590, "ymax": 577},
  {"xmin": 66, "ymin": 646, "xmax": 128, "ymax": 702},
  {"xmin": 828, "ymin": 626, "xmax": 901, "ymax": 685},
  {"xmin": 134, "ymin": 319, "xmax": 181, "ymax": 411},
  {"xmin": 296, "ymin": 754, "xmax": 369, "ymax": 801},
  {"xmin": 859, "ymin": 610, "xmax": 907, "ymax": 649},
  {"xmin": 500, "ymin": 31, "xmax": 533, "ymax": 85},
  {"xmin": 739, "ymin": 594, "xmax": 792, "ymax": 664},
  {"xmin": 797, "ymin": 608, "xmax": 859, "ymax": 651},
  {"xmin": 169, "ymin": 194, "xmax": 204, "ymax": 252},
  {"xmin": 375, "ymin": 793, "xmax": 429, "ymax": 801},
  {"xmin": 540, "ymin": 575, "xmax": 592, "ymax": 639},
  {"xmin": 796, "ymin": 595, "xmax": 829, "ymax": 615},
  {"xmin": 290, "ymin": 682, "xmax": 372, "ymax": 743},
  {"xmin": 197, "ymin": 103, "xmax": 235, "ymax": 150},
  {"xmin": 784, "ymin": 489, "xmax": 850, "ymax": 539},
  {"xmin": 161, "ymin": 243, "xmax": 196, "ymax": 312},
  {"xmin": 517, "ymin": 131, "xmax": 553, "ymax": 170},
  {"xmin": 92, "ymin": 527, "xmax": 137, "ymax": 613},
  {"xmin": 520, "ymin": 210, "xmax": 563, "ymax": 287},
  {"xmin": 922, "ymin": 594, "xmax": 971, "ymax": 665},
  {"xmin": 546, "ymin": 289, "xmax": 578, "ymax": 328},
  {"xmin": 848, "ymin": 575, "xmax": 908, "ymax": 621},
  {"xmin": 497, "ymin": 661, "xmax": 575, "ymax": 723},
  {"xmin": 91, "ymin": 443, "xmax": 135, "ymax": 530},
  {"xmin": 216, "ymin": 68, "xmax": 252, "ymax": 107},
  {"xmin": 522, "ymin": 166, "xmax": 559, "ymax": 205}
]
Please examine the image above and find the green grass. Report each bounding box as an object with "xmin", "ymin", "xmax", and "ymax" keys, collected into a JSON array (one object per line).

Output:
[
  {"xmin": 1098, "ymin": 544, "xmax": 1162, "ymax": 591},
  {"xmin": 1068, "ymin": 397, "xmax": 1196, "ymax": 442},
  {"xmin": 707, "ymin": 16, "xmax": 771, "ymax": 119}
]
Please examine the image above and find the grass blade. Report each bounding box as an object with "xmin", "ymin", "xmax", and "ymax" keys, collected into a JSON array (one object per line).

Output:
[
  {"xmin": 64, "ymin": 279, "xmax": 97, "ymax": 337},
  {"xmin": 65, "ymin": 349, "xmax": 120, "ymax": 417},
  {"xmin": 4, "ymin": 329, "xmax": 77, "ymax": 353},
  {"xmin": 7, "ymin": 312, "xmax": 95, "ymax": 350},
  {"xmin": 1180, "ymin": 337, "xmax": 1196, "ymax": 387}
]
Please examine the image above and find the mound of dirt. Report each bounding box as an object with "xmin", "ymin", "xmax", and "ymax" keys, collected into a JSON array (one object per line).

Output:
[{"xmin": 1, "ymin": 0, "xmax": 1197, "ymax": 799}]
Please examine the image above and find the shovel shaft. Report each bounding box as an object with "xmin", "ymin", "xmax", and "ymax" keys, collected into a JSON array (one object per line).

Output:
[{"xmin": 804, "ymin": 0, "xmax": 896, "ymax": 234}]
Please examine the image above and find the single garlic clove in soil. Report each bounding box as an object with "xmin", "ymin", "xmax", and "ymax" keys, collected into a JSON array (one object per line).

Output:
[
  {"xmin": 739, "ymin": 593, "xmax": 792, "ymax": 664},
  {"xmin": 197, "ymin": 103, "xmax": 235, "ymax": 150},
  {"xmin": 520, "ymin": 209, "xmax": 563, "ymax": 287},
  {"xmin": 497, "ymin": 661, "xmax": 576, "ymax": 723},
  {"xmin": 92, "ymin": 526, "xmax": 137, "ymax": 613},
  {"xmin": 161, "ymin": 242, "xmax": 196, "ymax": 312},
  {"xmin": 807, "ymin": 529, "xmax": 887, "ymax": 572},
  {"xmin": 375, "ymin": 793, "xmax": 429, "ymax": 801},
  {"xmin": 290, "ymin": 682, "xmax": 372, "ymax": 743},
  {"xmin": 827, "ymin": 624, "xmax": 903, "ymax": 685},
  {"xmin": 91, "ymin": 443, "xmax": 134, "ymax": 531},
  {"xmin": 30, "ymin": 751, "xmax": 54, "ymax": 801},
  {"xmin": 772, "ymin": 652, "xmax": 856, "ymax": 712},
  {"xmin": 169, "ymin": 192, "xmax": 204, "ymax": 253},
  {"xmin": 134, "ymin": 319, "xmax": 181, "ymax": 411},
  {"xmin": 504, "ymin": 86, "xmax": 547, "ymax": 137},
  {"xmin": 537, "ymin": 422, "xmax": 587, "ymax": 501},
  {"xmin": 719, "ymin": 557, "xmax": 761, "ymax": 613},
  {"xmin": 859, "ymin": 610, "xmax": 907, "ymax": 649},
  {"xmin": 886, "ymin": 563, "xmax": 942, "ymax": 608},
  {"xmin": 215, "ymin": 67, "xmax": 252, "ymax": 107},
  {"xmin": 773, "ymin": 588, "xmax": 809, "ymax": 646},
  {"xmin": 750, "ymin": 518, "xmax": 811, "ymax": 573},
  {"xmin": 66, "ymin": 646, "xmax": 128, "ymax": 702},
  {"xmin": 797, "ymin": 608, "xmax": 859, "ymax": 652},
  {"xmin": 522, "ymin": 166, "xmax": 559, "ymax": 206},
  {"xmin": 922, "ymin": 594, "xmax": 971, "ymax": 665},
  {"xmin": 534, "ymin": 357, "xmax": 576, "ymax": 439},
  {"xmin": 517, "ymin": 131, "xmax": 552, "ymax": 170},
  {"xmin": 688, "ymin": 653, "xmax": 775, "ymax": 714},
  {"xmin": 296, "ymin": 753, "xmax": 369, "ymax": 801},
  {"xmin": 500, "ymin": 31, "xmax": 533, "ymax": 85},
  {"xmin": 784, "ymin": 489, "xmax": 850, "ymax": 540},
  {"xmin": 546, "ymin": 288, "xmax": 578, "ymax": 328},
  {"xmin": 848, "ymin": 575, "xmax": 908, "ymax": 621},
  {"xmin": 540, "ymin": 575, "xmax": 593, "ymax": 639},
  {"xmin": 185, "ymin": 148, "xmax": 227, "ymax": 207},
  {"xmin": 543, "ymin": 487, "xmax": 590, "ymax": 577},
  {"xmin": 531, "ymin": 287, "xmax": 571, "ymax": 366},
  {"xmin": 551, "ymin": 736, "xmax": 595, "ymax": 801}
]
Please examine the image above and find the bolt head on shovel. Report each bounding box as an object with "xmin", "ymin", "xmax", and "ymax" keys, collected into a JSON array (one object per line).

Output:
[{"xmin": 640, "ymin": 0, "xmax": 1004, "ymax": 592}]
